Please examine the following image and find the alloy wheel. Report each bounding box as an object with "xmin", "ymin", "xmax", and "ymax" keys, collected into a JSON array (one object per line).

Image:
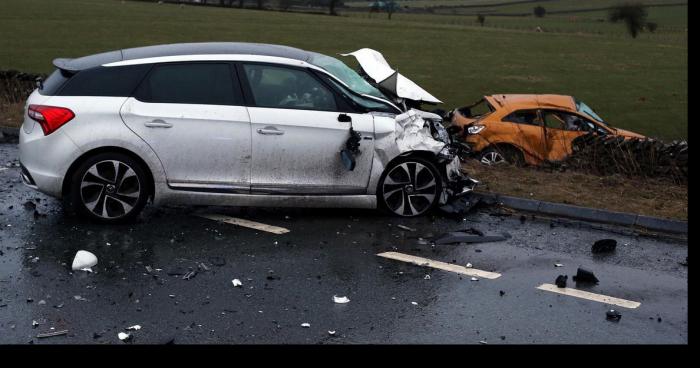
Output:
[
  {"xmin": 79, "ymin": 160, "xmax": 141, "ymax": 219},
  {"xmin": 480, "ymin": 151, "xmax": 506, "ymax": 165},
  {"xmin": 382, "ymin": 162, "xmax": 438, "ymax": 217}
]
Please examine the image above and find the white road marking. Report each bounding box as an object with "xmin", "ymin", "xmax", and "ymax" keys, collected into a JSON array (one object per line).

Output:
[
  {"xmin": 196, "ymin": 214, "xmax": 290, "ymax": 235},
  {"xmin": 536, "ymin": 283, "xmax": 641, "ymax": 309},
  {"xmin": 377, "ymin": 252, "xmax": 501, "ymax": 279}
]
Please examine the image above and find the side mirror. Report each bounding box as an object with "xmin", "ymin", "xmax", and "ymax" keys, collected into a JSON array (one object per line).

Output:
[{"xmin": 337, "ymin": 114, "xmax": 352, "ymax": 123}]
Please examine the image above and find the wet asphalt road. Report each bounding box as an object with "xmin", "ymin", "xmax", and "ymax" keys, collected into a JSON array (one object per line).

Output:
[{"xmin": 0, "ymin": 142, "xmax": 688, "ymax": 344}]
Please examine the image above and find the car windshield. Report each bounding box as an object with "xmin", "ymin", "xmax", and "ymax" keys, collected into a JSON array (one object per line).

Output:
[
  {"xmin": 575, "ymin": 99, "xmax": 608, "ymax": 126},
  {"xmin": 309, "ymin": 53, "xmax": 388, "ymax": 100}
]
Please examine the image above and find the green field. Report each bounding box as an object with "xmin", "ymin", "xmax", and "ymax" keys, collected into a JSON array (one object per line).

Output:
[{"xmin": 0, "ymin": 0, "xmax": 687, "ymax": 140}]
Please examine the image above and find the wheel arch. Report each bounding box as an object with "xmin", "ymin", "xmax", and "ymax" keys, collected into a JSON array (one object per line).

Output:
[{"xmin": 62, "ymin": 146, "xmax": 156, "ymax": 200}]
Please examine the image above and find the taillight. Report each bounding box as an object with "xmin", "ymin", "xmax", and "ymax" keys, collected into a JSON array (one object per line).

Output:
[{"xmin": 28, "ymin": 105, "xmax": 75, "ymax": 135}]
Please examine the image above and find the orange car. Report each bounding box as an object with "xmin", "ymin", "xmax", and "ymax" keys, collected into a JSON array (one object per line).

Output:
[{"xmin": 449, "ymin": 94, "xmax": 645, "ymax": 165}]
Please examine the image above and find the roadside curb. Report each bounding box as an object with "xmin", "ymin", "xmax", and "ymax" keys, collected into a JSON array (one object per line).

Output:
[{"xmin": 473, "ymin": 192, "xmax": 688, "ymax": 235}]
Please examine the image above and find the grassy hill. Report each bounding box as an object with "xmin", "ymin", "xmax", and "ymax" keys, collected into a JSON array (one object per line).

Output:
[{"xmin": 0, "ymin": 0, "xmax": 687, "ymax": 139}]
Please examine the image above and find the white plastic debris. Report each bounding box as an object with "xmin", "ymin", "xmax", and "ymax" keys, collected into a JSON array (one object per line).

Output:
[
  {"xmin": 465, "ymin": 263, "xmax": 473, "ymax": 268},
  {"xmin": 118, "ymin": 332, "xmax": 131, "ymax": 341},
  {"xmin": 470, "ymin": 277, "xmax": 479, "ymax": 281},
  {"xmin": 232, "ymin": 279, "xmax": 243, "ymax": 287},
  {"xmin": 301, "ymin": 323, "xmax": 311, "ymax": 328},
  {"xmin": 411, "ymin": 301, "xmax": 418, "ymax": 306},
  {"xmin": 328, "ymin": 330, "xmax": 336, "ymax": 336},
  {"xmin": 554, "ymin": 263, "xmax": 564, "ymax": 267},
  {"xmin": 333, "ymin": 295, "xmax": 350, "ymax": 304},
  {"xmin": 32, "ymin": 320, "xmax": 39, "ymax": 327},
  {"xmin": 126, "ymin": 325, "xmax": 141, "ymax": 331},
  {"xmin": 71, "ymin": 250, "xmax": 97, "ymax": 272},
  {"xmin": 424, "ymin": 275, "xmax": 431, "ymax": 280}
]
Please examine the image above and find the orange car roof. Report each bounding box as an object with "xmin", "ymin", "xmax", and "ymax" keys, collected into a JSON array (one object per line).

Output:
[{"xmin": 485, "ymin": 94, "xmax": 577, "ymax": 113}]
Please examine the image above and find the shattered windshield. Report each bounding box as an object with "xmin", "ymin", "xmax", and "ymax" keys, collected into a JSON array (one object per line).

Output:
[
  {"xmin": 309, "ymin": 53, "xmax": 388, "ymax": 100},
  {"xmin": 575, "ymin": 100, "xmax": 607, "ymax": 125}
]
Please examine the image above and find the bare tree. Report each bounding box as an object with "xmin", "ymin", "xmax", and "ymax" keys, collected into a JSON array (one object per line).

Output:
[
  {"xmin": 477, "ymin": 13, "xmax": 485, "ymax": 26},
  {"xmin": 533, "ymin": 6, "xmax": 546, "ymax": 18},
  {"xmin": 609, "ymin": 3, "xmax": 648, "ymax": 38}
]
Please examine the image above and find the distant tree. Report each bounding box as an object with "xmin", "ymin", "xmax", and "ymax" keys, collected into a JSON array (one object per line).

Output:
[
  {"xmin": 477, "ymin": 13, "xmax": 485, "ymax": 26},
  {"xmin": 386, "ymin": 0, "xmax": 397, "ymax": 19},
  {"xmin": 609, "ymin": 3, "xmax": 648, "ymax": 38},
  {"xmin": 256, "ymin": 0, "xmax": 264, "ymax": 9},
  {"xmin": 329, "ymin": 0, "xmax": 339, "ymax": 15},
  {"xmin": 533, "ymin": 6, "xmax": 546, "ymax": 18},
  {"xmin": 238, "ymin": 0, "xmax": 244, "ymax": 7},
  {"xmin": 646, "ymin": 21, "xmax": 658, "ymax": 33}
]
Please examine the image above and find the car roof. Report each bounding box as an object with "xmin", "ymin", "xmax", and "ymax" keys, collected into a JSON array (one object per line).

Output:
[
  {"xmin": 53, "ymin": 42, "xmax": 314, "ymax": 71},
  {"xmin": 485, "ymin": 94, "xmax": 577, "ymax": 113}
]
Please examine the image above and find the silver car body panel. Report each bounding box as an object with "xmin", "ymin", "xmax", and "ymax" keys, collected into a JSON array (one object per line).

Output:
[{"xmin": 20, "ymin": 43, "xmax": 470, "ymax": 211}]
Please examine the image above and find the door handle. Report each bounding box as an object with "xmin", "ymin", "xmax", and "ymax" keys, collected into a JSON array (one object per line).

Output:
[
  {"xmin": 144, "ymin": 119, "xmax": 173, "ymax": 128},
  {"xmin": 257, "ymin": 126, "xmax": 284, "ymax": 135}
]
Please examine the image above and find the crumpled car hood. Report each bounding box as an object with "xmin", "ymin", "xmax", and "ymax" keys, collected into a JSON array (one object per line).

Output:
[{"xmin": 341, "ymin": 48, "xmax": 442, "ymax": 105}]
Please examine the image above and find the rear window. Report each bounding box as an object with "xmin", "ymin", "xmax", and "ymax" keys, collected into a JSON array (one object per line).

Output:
[
  {"xmin": 39, "ymin": 69, "xmax": 72, "ymax": 96},
  {"xmin": 56, "ymin": 65, "xmax": 151, "ymax": 97},
  {"xmin": 135, "ymin": 63, "xmax": 242, "ymax": 105}
]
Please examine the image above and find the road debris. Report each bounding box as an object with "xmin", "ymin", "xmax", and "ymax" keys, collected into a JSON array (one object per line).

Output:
[
  {"xmin": 182, "ymin": 270, "xmax": 197, "ymax": 280},
  {"xmin": 36, "ymin": 330, "xmax": 68, "ymax": 339},
  {"xmin": 333, "ymin": 295, "xmax": 350, "ymax": 304},
  {"xmin": 424, "ymin": 274, "xmax": 431, "ymax": 280},
  {"xmin": 411, "ymin": 302, "xmax": 418, "ymax": 305},
  {"xmin": 432, "ymin": 231, "xmax": 510, "ymax": 245},
  {"xmin": 301, "ymin": 323, "xmax": 311, "ymax": 328},
  {"xmin": 71, "ymin": 250, "xmax": 97, "ymax": 272},
  {"xmin": 555, "ymin": 275, "xmax": 568, "ymax": 288},
  {"xmin": 118, "ymin": 332, "xmax": 132, "ymax": 342},
  {"xmin": 126, "ymin": 325, "xmax": 142, "ymax": 331},
  {"xmin": 592, "ymin": 239, "xmax": 617, "ymax": 254},
  {"xmin": 554, "ymin": 263, "xmax": 564, "ymax": 267},
  {"xmin": 32, "ymin": 320, "xmax": 39, "ymax": 328},
  {"xmin": 396, "ymin": 224, "xmax": 416, "ymax": 232},
  {"xmin": 232, "ymin": 279, "xmax": 243, "ymax": 287},
  {"xmin": 606, "ymin": 309, "xmax": 622, "ymax": 322},
  {"xmin": 470, "ymin": 277, "xmax": 479, "ymax": 281},
  {"xmin": 328, "ymin": 330, "xmax": 336, "ymax": 336},
  {"xmin": 572, "ymin": 267, "xmax": 599, "ymax": 284}
]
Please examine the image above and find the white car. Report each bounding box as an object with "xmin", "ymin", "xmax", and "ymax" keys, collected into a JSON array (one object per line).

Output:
[{"xmin": 19, "ymin": 42, "xmax": 475, "ymax": 223}]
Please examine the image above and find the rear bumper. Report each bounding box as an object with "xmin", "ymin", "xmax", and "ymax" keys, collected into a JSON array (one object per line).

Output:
[{"xmin": 19, "ymin": 120, "xmax": 81, "ymax": 198}]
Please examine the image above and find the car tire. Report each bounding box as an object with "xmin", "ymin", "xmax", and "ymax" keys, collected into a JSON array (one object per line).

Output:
[
  {"xmin": 68, "ymin": 152, "xmax": 149, "ymax": 224},
  {"xmin": 479, "ymin": 146, "xmax": 525, "ymax": 166},
  {"xmin": 377, "ymin": 157, "xmax": 443, "ymax": 217}
]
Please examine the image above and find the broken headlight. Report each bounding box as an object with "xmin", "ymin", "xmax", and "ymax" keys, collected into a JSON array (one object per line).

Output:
[{"xmin": 467, "ymin": 125, "xmax": 486, "ymax": 135}]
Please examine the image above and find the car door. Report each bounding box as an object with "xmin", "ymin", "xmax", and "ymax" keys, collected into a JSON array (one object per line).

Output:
[
  {"xmin": 500, "ymin": 109, "xmax": 547, "ymax": 161},
  {"xmin": 541, "ymin": 109, "xmax": 588, "ymax": 162},
  {"xmin": 120, "ymin": 62, "xmax": 252, "ymax": 192},
  {"xmin": 239, "ymin": 63, "xmax": 374, "ymax": 194}
]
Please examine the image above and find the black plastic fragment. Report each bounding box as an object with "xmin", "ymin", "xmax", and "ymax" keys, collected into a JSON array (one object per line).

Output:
[
  {"xmin": 555, "ymin": 275, "xmax": 568, "ymax": 288},
  {"xmin": 432, "ymin": 231, "xmax": 510, "ymax": 245},
  {"xmin": 572, "ymin": 267, "xmax": 599, "ymax": 284},
  {"xmin": 606, "ymin": 309, "xmax": 622, "ymax": 322},
  {"xmin": 592, "ymin": 239, "xmax": 617, "ymax": 254}
]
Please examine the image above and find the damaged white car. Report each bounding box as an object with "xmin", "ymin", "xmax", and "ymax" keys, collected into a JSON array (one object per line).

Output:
[{"xmin": 19, "ymin": 42, "xmax": 476, "ymax": 222}]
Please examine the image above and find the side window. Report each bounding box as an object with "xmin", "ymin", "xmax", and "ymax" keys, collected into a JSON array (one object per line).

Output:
[
  {"xmin": 57, "ymin": 65, "xmax": 150, "ymax": 97},
  {"xmin": 135, "ymin": 63, "xmax": 242, "ymax": 105},
  {"xmin": 543, "ymin": 110, "xmax": 594, "ymax": 132},
  {"xmin": 243, "ymin": 64, "xmax": 337, "ymax": 111},
  {"xmin": 502, "ymin": 110, "xmax": 540, "ymax": 126}
]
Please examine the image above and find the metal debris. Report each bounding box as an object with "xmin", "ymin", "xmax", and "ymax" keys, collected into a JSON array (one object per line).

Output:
[
  {"xmin": 397, "ymin": 224, "xmax": 416, "ymax": 232},
  {"xmin": 36, "ymin": 330, "xmax": 68, "ymax": 339},
  {"xmin": 182, "ymin": 270, "xmax": 197, "ymax": 280}
]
